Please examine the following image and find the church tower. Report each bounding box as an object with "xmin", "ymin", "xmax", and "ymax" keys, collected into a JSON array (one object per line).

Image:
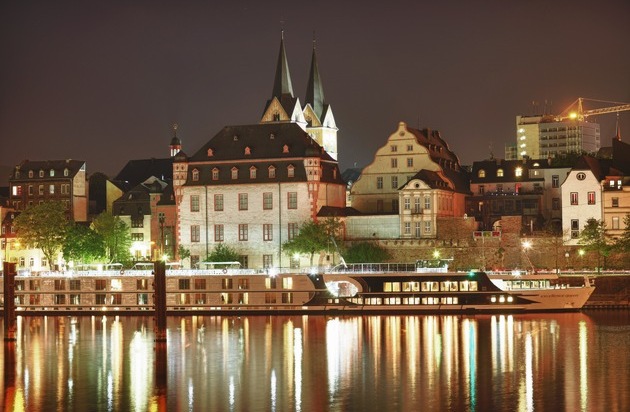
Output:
[
  {"xmin": 260, "ymin": 31, "xmax": 306, "ymax": 126},
  {"xmin": 169, "ymin": 124, "xmax": 182, "ymax": 157},
  {"xmin": 304, "ymin": 39, "xmax": 338, "ymax": 160}
]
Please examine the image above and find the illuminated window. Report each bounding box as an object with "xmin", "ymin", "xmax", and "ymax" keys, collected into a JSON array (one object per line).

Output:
[
  {"xmin": 515, "ymin": 167, "xmax": 522, "ymax": 177},
  {"xmin": 478, "ymin": 169, "xmax": 485, "ymax": 178},
  {"xmin": 283, "ymin": 277, "xmax": 293, "ymax": 289},
  {"xmin": 212, "ymin": 168, "xmax": 219, "ymax": 180},
  {"xmin": 587, "ymin": 192, "xmax": 595, "ymax": 205},
  {"xmin": 376, "ymin": 176, "xmax": 383, "ymax": 189},
  {"xmin": 268, "ymin": 166, "xmax": 276, "ymax": 178},
  {"xmin": 239, "ymin": 224, "xmax": 248, "ymax": 241},
  {"xmin": 39, "ymin": 170, "xmax": 44, "ymax": 177},
  {"xmin": 249, "ymin": 166, "xmax": 257, "ymax": 179},
  {"xmin": 391, "ymin": 176, "xmax": 398, "ymax": 189},
  {"xmin": 570, "ymin": 192, "xmax": 578, "ymax": 205},
  {"xmin": 64, "ymin": 168, "xmax": 69, "ymax": 176},
  {"xmin": 231, "ymin": 167, "xmax": 238, "ymax": 180},
  {"xmin": 263, "ymin": 224, "xmax": 273, "ymax": 241},
  {"xmin": 192, "ymin": 169, "xmax": 199, "ymax": 181},
  {"xmin": 552, "ymin": 175, "xmax": 559, "ymax": 188},
  {"xmin": 497, "ymin": 168, "xmax": 504, "ymax": 177},
  {"xmin": 287, "ymin": 165, "xmax": 295, "ymax": 178},
  {"xmin": 612, "ymin": 197, "xmax": 619, "ymax": 207}
]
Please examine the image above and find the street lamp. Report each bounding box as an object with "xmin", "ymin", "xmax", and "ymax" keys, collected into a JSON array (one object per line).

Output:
[
  {"xmin": 521, "ymin": 240, "xmax": 534, "ymax": 272},
  {"xmin": 158, "ymin": 214, "xmax": 165, "ymax": 261}
]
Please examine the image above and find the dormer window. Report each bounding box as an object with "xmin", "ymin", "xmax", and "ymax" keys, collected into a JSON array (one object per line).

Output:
[
  {"xmin": 231, "ymin": 167, "xmax": 238, "ymax": 180},
  {"xmin": 287, "ymin": 165, "xmax": 295, "ymax": 178},
  {"xmin": 207, "ymin": 148, "xmax": 214, "ymax": 157},
  {"xmin": 249, "ymin": 166, "xmax": 257, "ymax": 179},
  {"xmin": 39, "ymin": 170, "xmax": 44, "ymax": 178},
  {"xmin": 283, "ymin": 145, "xmax": 289, "ymax": 154},
  {"xmin": 28, "ymin": 171, "xmax": 33, "ymax": 178},
  {"xmin": 270, "ymin": 133, "xmax": 275, "ymax": 140},
  {"xmin": 515, "ymin": 167, "xmax": 523, "ymax": 177},
  {"xmin": 233, "ymin": 135, "xmax": 239, "ymax": 141},
  {"xmin": 478, "ymin": 169, "xmax": 486, "ymax": 178},
  {"xmin": 63, "ymin": 168, "xmax": 69, "ymax": 176},
  {"xmin": 191, "ymin": 169, "xmax": 199, "ymax": 181},
  {"xmin": 273, "ymin": 113, "xmax": 280, "ymax": 121},
  {"xmin": 212, "ymin": 168, "xmax": 219, "ymax": 180},
  {"xmin": 497, "ymin": 168, "xmax": 504, "ymax": 177},
  {"xmin": 268, "ymin": 166, "xmax": 276, "ymax": 179},
  {"xmin": 50, "ymin": 169, "xmax": 55, "ymax": 177},
  {"xmin": 244, "ymin": 146, "xmax": 251, "ymax": 155}
]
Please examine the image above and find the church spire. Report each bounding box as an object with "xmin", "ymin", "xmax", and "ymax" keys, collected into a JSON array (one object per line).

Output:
[
  {"xmin": 271, "ymin": 30, "xmax": 294, "ymax": 99},
  {"xmin": 615, "ymin": 112, "xmax": 622, "ymax": 141},
  {"xmin": 305, "ymin": 35, "xmax": 326, "ymax": 120}
]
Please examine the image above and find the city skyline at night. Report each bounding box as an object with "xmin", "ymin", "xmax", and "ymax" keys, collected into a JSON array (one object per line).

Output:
[{"xmin": 1, "ymin": 1, "xmax": 629, "ymax": 183}]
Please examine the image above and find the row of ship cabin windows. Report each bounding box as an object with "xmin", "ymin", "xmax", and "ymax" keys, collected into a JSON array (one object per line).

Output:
[
  {"xmin": 188, "ymin": 254, "xmax": 278, "ymax": 269},
  {"xmin": 191, "ymin": 165, "xmax": 299, "ymax": 181},
  {"xmin": 190, "ymin": 223, "xmax": 299, "ymax": 242},
  {"xmin": 190, "ymin": 192, "xmax": 298, "ymax": 212},
  {"xmin": 383, "ymin": 280, "xmax": 478, "ymax": 292}
]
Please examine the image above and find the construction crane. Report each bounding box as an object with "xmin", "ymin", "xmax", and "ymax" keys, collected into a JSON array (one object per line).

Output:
[{"xmin": 557, "ymin": 97, "xmax": 630, "ymax": 121}]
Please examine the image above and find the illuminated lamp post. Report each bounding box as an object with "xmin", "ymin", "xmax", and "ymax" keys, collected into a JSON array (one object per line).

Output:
[{"xmin": 521, "ymin": 240, "xmax": 534, "ymax": 272}]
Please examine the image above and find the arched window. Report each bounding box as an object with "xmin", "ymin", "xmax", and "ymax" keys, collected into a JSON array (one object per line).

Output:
[
  {"xmin": 287, "ymin": 165, "xmax": 295, "ymax": 178},
  {"xmin": 231, "ymin": 167, "xmax": 238, "ymax": 180},
  {"xmin": 249, "ymin": 166, "xmax": 257, "ymax": 179},
  {"xmin": 64, "ymin": 168, "xmax": 69, "ymax": 176},
  {"xmin": 212, "ymin": 168, "xmax": 219, "ymax": 180},
  {"xmin": 283, "ymin": 145, "xmax": 289, "ymax": 154},
  {"xmin": 497, "ymin": 168, "xmax": 504, "ymax": 177},
  {"xmin": 244, "ymin": 146, "xmax": 251, "ymax": 155},
  {"xmin": 39, "ymin": 170, "xmax": 45, "ymax": 178},
  {"xmin": 28, "ymin": 170, "xmax": 33, "ymax": 178},
  {"xmin": 478, "ymin": 169, "xmax": 486, "ymax": 178},
  {"xmin": 192, "ymin": 169, "xmax": 199, "ymax": 181},
  {"xmin": 207, "ymin": 148, "xmax": 214, "ymax": 157}
]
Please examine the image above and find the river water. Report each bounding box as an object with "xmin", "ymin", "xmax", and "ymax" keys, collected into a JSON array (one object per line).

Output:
[{"xmin": 2, "ymin": 311, "xmax": 629, "ymax": 412}]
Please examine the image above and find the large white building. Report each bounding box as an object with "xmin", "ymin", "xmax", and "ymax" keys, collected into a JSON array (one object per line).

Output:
[
  {"xmin": 509, "ymin": 115, "xmax": 600, "ymax": 160},
  {"xmin": 174, "ymin": 34, "xmax": 346, "ymax": 269}
]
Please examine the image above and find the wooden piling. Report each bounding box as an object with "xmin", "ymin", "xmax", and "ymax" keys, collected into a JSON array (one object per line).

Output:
[{"xmin": 3, "ymin": 262, "xmax": 17, "ymax": 341}]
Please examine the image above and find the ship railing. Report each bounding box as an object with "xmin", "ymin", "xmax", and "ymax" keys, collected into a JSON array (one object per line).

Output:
[{"xmin": 326, "ymin": 263, "xmax": 417, "ymax": 274}]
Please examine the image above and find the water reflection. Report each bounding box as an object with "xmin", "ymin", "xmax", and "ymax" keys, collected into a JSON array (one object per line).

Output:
[{"xmin": 1, "ymin": 312, "xmax": 629, "ymax": 411}]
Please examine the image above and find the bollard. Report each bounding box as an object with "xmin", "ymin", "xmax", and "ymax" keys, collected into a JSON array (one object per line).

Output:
[
  {"xmin": 3, "ymin": 262, "xmax": 17, "ymax": 342},
  {"xmin": 153, "ymin": 260, "xmax": 167, "ymax": 342}
]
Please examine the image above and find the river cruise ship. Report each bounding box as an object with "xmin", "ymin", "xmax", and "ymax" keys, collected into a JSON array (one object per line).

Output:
[{"xmin": 1, "ymin": 262, "xmax": 594, "ymax": 315}]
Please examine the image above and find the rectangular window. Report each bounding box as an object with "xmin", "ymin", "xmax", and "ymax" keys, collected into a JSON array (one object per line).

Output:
[
  {"xmin": 239, "ymin": 193, "xmax": 248, "ymax": 210},
  {"xmin": 612, "ymin": 197, "xmax": 619, "ymax": 207},
  {"xmin": 391, "ymin": 176, "xmax": 398, "ymax": 189},
  {"xmin": 214, "ymin": 194, "xmax": 224, "ymax": 211},
  {"xmin": 191, "ymin": 225, "xmax": 200, "ymax": 242},
  {"xmin": 28, "ymin": 185, "xmax": 33, "ymax": 196},
  {"xmin": 404, "ymin": 198, "xmax": 410, "ymax": 210},
  {"xmin": 552, "ymin": 198, "xmax": 560, "ymax": 210},
  {"xmin": 263, "ymin": 254, "xmax": 273, "ymax": 268},
  {"xmin": 131, "ymin": 233, "xmax": 144, "ymax": 241},
  {"xmin": 214, "ymin": 224, "xmax": 224, "ymax": 242},
  {"xmin": 95, "ymin": 279, "xmax": 106, "ymax": 290},
  {"xmin": 571, "ymin": 219, "xmax": 579, "ymax": 238},
  {"xmin": 479, "ymin": 185, "xmax": 485, "ymax": 195},
  {"xmin": 391, "ymin": 158, "xmax": 398, "ymax": 168},
  {"xmin": 404, "ymin": 222, "xmax": 411, "ymax": 235},
  {"xmin": 612, "ymin": 216, "xmax": 620, "ymax": 230},
  {"xmin": 414, "ymin": 198, "xmax": 421, "ymax": 213},
  {"xmin": 376, "ymin": 177, "xmax": 383, "ymax": 189},
  {"xmin": 288, "ymin": 223, "xmax": 299, "ymax": 240},
  {"xmin": 39, "ymin": 185, "xmax": 44, "ymax": 195},
  {"xmin": 415, "ymin": 222, "xmax": 421, "ymax": 238},
  {"xmin": 424, "ymin": 221, "xmax": 431, "ymax": 234},
  {"xmin": 265, "ymin": 277, "xmax": 277, "ymax": 289},
  {"xmin": 390, "ymin": 145, "xmax": 398, "ymax": 152},
  {"xmin": 222, "ymin": 278, "xmax": 233, "ymax": 289},
  {"xmin": 191, "ymin": 195, "xmax": 200, "ymax": 212},
  {"xmin": 239, "ymin": 224, "xmax": 248, "ymax": 241},
  {"xmin": 49, "ymin": 184, "xmax": 55, "ymax": 194},
  {"xmin": 179, "ymin": 279, "xmax": 190, "ymax": 290},
  {"xmin": 54, "ymin": 280, "xmax": 66, "ymax": 290},
  {"xmin": 263, "ymin": 224, "xmax": 273, "ymax": 241},
  {"xmin": 424, "ymin": 196, "xmax": 431, "ymax": 210},
  {"xmin": 407, "ymin": 158, "xmax": 413, "ymax": 167},
  {"xmin": 69, "ymin": 280, "xmax": 81, "ymax": 290},
  {"xmin": 288, "ymin": 192, "xmax": 297, "ymax": 209},
  {"xmin": 552, "ymin": 175, "xmax": 559, "ymax": 188},
  {"xmin": 570, "ymin": 192, "xmax": 578, "ymax": 205},
  {"xmin": 407, "ymin": 144, "xmax": 413, "ymax": 151},
  {"xmin": 194, "ymin": 279, "xmax": 207, "ymax": 290},
  {"xmin": 131, "ymin": 217, "xmax": 143, "ymax": 228},
  {"xmin": 263, "ymin": 192, "xmax": 273, "ymax": 210},
  {"xmin": 587, "ymin": 192, "xmax": 595, "ymax": 205}
]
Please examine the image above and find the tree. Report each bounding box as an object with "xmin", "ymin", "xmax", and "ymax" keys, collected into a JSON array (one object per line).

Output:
[
  {"xmin": 14, "ymin": 201, "xmax": 69, "ymax": 270},
  {"xmin": 579, "ymin": 218, "xmax": 612, "ymax": 273},
  {"xmin": 206, "ymin": 243, "xmax": 240, "ymax": 266},
  {"xmin": 63, "ymin": 223, "xmax": 105, "ymax": 264},
  {"xmin": 614, "ymin": 213, "xmax": 630, "ymax": 253},
  {"xmin": 282, "ymin": 219, "xmax": 340, "ymax": 266},
  {"xmin": 91, "ymin": 211, "xmax": 131, "ymax": 264},
  {"xmin": 178, "ymin": 245, "xmax": 191, "ymax": 266},
  {"xmin": 343, "ymin": 242, "xmax": 392, "ymax": 263}
]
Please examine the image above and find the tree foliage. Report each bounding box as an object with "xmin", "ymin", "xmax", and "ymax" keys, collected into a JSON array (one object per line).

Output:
[
  {"xmin": 282, "ymin": 218, "xmax": 342, "ymax": 265},
  {"xmin": 178, "ymin": 245, "xmax": 191, "ymax": 264},
  {"xmin": 343, "ymin": 241, "xmax": 392, "ymax": 263},
  {"xmin": 91, "ymin": 211, "xmax": 131, "ymax": 264},
  {"xmin": 14, "ymin": 201, "xmax": 69, "ymax": 270},
  {"xmin": 63, "ymin": 223, "xmax": 105, "ymax": 264},
  {"xmin": 579, "ymin": 218, "xmax": 612, "ymax": 271},
  {"xmin": 614, "ymin": 213, "xmax": 630, "ymax": 253},
  {"xmin": 206, "ymin": 243, "xmax": 240, "ymax": 266}
]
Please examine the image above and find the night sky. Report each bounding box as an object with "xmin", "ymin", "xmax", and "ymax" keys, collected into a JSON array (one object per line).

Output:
[{"xmin": 1, "ymin": 1, "xmax": 629, "ymax": 185}]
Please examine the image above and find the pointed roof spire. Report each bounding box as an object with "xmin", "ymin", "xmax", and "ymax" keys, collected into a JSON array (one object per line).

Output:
[
  {"xmin": 271, "ymin": 29, "xmax": 294, "ymax": 99},
  {"xmin": 305, "ymin": 32, "xmax": 326, "ymax": 120}
]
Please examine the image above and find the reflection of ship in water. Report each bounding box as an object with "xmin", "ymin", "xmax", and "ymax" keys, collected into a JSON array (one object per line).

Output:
[{"xmin": 2, "ymin": 261, "xmax": 594, "ymax": 315}]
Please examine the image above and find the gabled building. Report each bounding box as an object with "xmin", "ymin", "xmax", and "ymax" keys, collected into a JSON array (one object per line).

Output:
[
  {"xmin": 8, "ymin": 159, "xmax": 87, "ymax": 222},
  {"xmin": 348, "ymin": 122, "xmax": 470, "ymax": 239},
  {"xmin": 173, "ymin": 34, "xmax": 345, "ymax": 269}
]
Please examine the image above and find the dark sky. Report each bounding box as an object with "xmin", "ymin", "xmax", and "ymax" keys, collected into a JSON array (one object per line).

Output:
[{"xmin": 1, "ymin": 1, "xmax": 629, "ymax": 184}]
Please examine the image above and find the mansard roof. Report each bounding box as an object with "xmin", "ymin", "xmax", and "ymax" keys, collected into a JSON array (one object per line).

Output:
[
  {"xmin": 185, "ymin": 122, "xmax": 343, "ymax": 186},
  {"xmin": 114, "ymin": 158, "xmax": 173, "ymax": 188}
]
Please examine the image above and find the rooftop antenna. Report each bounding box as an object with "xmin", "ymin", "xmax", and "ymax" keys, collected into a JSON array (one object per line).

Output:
[{"xmin": 615, "ymin": 112, "xmax": 621, "ymax": 141}]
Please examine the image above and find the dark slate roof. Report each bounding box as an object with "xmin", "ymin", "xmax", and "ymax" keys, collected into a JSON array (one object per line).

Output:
[
  {"xmin": 572, "ymin": 156, "xmax": 612, "ymax": 180},
  {"xmin": 11, "ymin": 159, "xmax": 85, "ymax": 180},
  {"xmin": 341, "ymin": 167, "xmax": 363, "ymax": 185},
  {"xmin": 407, "ymin": 170, "xmax": 453, "ymax": 191},
  {"xmin": 408, "ymin": 128, "xmax": 461, "ymax": 168},
  {"xmin": 185, "ymin": 122, "xmax": 344, "ymax": 186},
  {"xmin": 305, "ymin": 45, "xmax": 326, "ymax": 120},
  {"xmin": 112, "ymin": 183, "xmax": 152, "ymax": 218},
  {"xmin": 156, "ymin": 183, "xmax": 175, "ymax": 206},
  {"xmin": 114, "ymin": 158, "xmax": 173, "ymax": 188},
  {"xmin": 612, "ymin": 138, "xmax": 630, "ymax": 174}
]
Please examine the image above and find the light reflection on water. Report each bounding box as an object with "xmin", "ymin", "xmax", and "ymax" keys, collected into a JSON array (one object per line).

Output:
[{"xmin": 1, "ymin": 312, "xmax": 629, "ymax": 411}]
